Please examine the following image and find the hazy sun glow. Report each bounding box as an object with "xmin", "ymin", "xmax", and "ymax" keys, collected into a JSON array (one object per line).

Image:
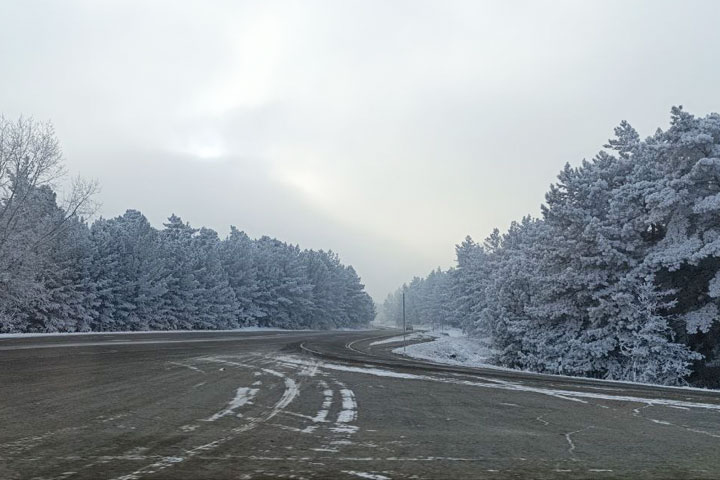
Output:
[{"xmin": 275, "ymin": 167, "xmax": 329, "ymax": 202}]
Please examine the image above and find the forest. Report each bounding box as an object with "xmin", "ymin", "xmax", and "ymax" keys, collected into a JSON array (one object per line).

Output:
[
  {"xmin": 0, "ymin": 117, "xmax": 375, "ymax": 333},
  {"xmin": 383, "ymin": 108, "xmax": 720, "ymax": 388}
]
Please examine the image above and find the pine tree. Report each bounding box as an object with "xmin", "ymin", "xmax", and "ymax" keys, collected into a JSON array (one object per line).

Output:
[
  {"xmin": 188, "ymin": 227, "xmax": 239, "ymax": 329},
  {"xmin": 90, "ymin": 210, "xmax": 169, "ymax": 331}
]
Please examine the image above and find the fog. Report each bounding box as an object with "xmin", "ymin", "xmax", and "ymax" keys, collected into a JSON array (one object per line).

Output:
[{"xmin": 2, "ymin": 0, "xmax": 720, "ymax": 300}]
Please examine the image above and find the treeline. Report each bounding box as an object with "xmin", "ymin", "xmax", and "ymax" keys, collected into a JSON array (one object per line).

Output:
[
  {"xmin": 384, "ymin": 108, "xmax": 720, "ymax": 387},
  {"xmin": 380, "ymin": 268, "xmax": 454, "ymax": 330},
  {"xmin": 0, "ymin": 117, "xmax": 375, "ymax": 333}
]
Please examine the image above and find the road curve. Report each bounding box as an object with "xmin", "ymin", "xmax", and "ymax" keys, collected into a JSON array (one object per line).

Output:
[{"xmin": 1, "ymin": 329, "xmax": 720, "ymax": 479}]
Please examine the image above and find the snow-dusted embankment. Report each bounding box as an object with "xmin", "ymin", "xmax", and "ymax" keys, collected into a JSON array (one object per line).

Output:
[
  {"xmin": 390, "ymin": 329, "xmax": 499, "ymax": 369},
  {"xmin": 391, "ymin": 329, "xmax": 720, "ymax": 392}
]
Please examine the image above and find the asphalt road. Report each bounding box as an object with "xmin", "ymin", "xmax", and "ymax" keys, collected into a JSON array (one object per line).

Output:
[{"xmin": 2, "ymin": 330, "xmax": 720, "ymax": 480}]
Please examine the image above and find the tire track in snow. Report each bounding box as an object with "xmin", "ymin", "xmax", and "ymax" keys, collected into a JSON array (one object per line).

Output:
[
  {"xmin": 309, "ymin": 379, "xmax": 359, "ymax": 453},
  {"xmin": 261, "ymin": 355, "xmax": 361, "ymax": 454},
  {"xmin": 337, "ymin": 386, "xmax": 358, "ymax": 424},
  {"xmin": 312, "ymin": 380, "xmax": 334, "ymax": 423},
  {"xmin": 330, "ymin": 380, "xmax": 359, "ymax": 436},
  {"xmin": 279, "ymin": 355, "xmax": 720, "ymax": 411},
  {"xmin": 199, "ymin": 356, "xmax": 301, "ymax": 423},
  {"xmin": 110, "ymin": 356, "xmax": 301, "ymax": 480},
  {"xmin": 343, "ymin": 471, "xmax": 391, "ymax": 480},
  {"xmin": 203, "ymin": 386, "xmax": 259, "ymax": 422}
]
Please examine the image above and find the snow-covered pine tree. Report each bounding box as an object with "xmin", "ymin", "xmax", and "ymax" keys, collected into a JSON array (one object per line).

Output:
[
  {"xmin": 637, "ymin": 108, "xmax": 720, "ymax": 384},
  {"xmin": 1, "ymin": 185, "xmax": 96, "ymax": 332},
  {"xmin": 157, "ymin": 214, "xmax": 201, "ymax": 329},
  {"xmin": 386, "ymin": 109, "xmax": 713, "ymax": 386},
  {"xmin": 219, "ymin": 227, "xmax": 263, "ymax": 326},
  {"xmin": 188, "ymin": 227, "xmax": 239, "ymax": 330},
  {"xmin": 450, "ymin": 236, "xmax": 489, "ymax": 336},
  {"xmin": 90, "ymin": 210, "xmax": 169, "ymax": 331}
]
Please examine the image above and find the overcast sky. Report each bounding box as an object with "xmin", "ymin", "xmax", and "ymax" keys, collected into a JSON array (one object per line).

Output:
[{"xmin": 2, "ymin": 0, "xmax": 720, "ymax": 301}]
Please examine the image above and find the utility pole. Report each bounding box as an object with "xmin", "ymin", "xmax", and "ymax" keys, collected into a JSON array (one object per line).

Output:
[{"xmin": 402, "ymin": 288, "xmax": 406, "ymax": 353}]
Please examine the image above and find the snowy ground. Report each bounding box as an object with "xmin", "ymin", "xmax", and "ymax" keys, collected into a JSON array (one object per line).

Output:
[
  {"xmin": 390, "ymin": 328, "xmax": 500, "ymax": 369},
  {"xmin": 368, "ymin": 331, "xmax": 428, "ymax": 346},
  {"xmin": 390, "ymin": 328, "xmax": 720, "ymax": 392}
]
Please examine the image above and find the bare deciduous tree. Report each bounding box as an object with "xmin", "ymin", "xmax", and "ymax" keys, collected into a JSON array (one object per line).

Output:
[
  {"xmin": 0, "ymin": 116, "xmax": 99, "ymax": 252},
  {"xmin": 0, "ymin": 116, "xmax": 98, "ymax": 311}
]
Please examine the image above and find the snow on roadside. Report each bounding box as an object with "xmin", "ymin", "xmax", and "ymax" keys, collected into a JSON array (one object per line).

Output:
[
  {"xmin": 275, "ymin": 355, "xmax": 720, "ymax": 409},
  {"xmin": 368, "ymin": 332, "xmax": 427, "ymax": 346},
  {"xmin": 392, "ymin": 329, "xmax": 720, "ymax": 392},
  {"xmin": 392, "ymin": 331, "xmax": 499, "ymax": 369}
]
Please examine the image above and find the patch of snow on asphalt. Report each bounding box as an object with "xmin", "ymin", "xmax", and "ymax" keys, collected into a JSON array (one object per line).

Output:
[
  {"xmin": 312, "ymin": 382, "xmax": 333, "ymax": 423},
  {"xmin": 205, "ymin": 386, "xmax": 259, "ymax": 422},
  {"xmin": 278, "ymin": 356, "xmax": 421, "ymax": 380},
  {"xmin": 337, "ymin": 388, "xmax": 358, "ymax": 423},
  {"xmin": 343, "ymin": 472, "xmax": 390, "ymax": 480},
  {"xmin": 275, "ymin": 355, "xmax": 720, "ymax": 411}
]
